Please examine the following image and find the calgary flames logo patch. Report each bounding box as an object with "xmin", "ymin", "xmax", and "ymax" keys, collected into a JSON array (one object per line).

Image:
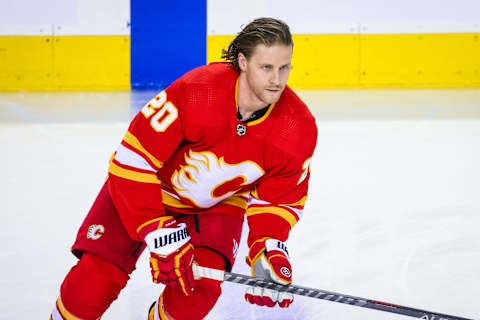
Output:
[
  {"xmin": 171, "ymin": 150, "xmax": 264, "ymax": 208},
  {"xmin": 87, "ymin": 224, "xmax": 105, "ymax": 240},
  {"xmin": 280, "ymin": 266, "xmax": 291, "ymax": 278}
]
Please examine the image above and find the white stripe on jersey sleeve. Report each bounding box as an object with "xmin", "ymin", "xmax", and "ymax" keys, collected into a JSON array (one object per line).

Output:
[
  {"xmin": 50, "ymin": 305, "xmax": 64, "ymax": 320},
  {"xmin": 279, "ymin": 204, "xmax": 303, "ymax": 219},
  {"xmin": 248, "ymin": 197, "xmax": 270, "ymax": 206},
  {"xmin": 114, "ymin": 144, "xmax": 157, "ymax": 172},
  {"xmin": 162, "ymin": 189, "xmax": 181, "ymax": 200},
  {"xmin": 248, "ymin": 196, "xmax": 303, "ymax": 219}
]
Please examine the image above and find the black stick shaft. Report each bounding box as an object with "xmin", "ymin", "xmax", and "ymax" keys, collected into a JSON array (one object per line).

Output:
[{"xmin": 221, "ymin": 270, "xmax": 473, "ymax": 320}]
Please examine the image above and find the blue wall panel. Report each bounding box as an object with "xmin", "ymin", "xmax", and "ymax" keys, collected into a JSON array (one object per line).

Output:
[{"xmin": 131, "ymin": 1, "xmax": 207, "ymax": 90}]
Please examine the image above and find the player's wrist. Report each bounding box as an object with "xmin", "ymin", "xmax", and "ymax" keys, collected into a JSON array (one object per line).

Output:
[
  {"xmin": 246, "ymin": 237, "xmax": 270, "ymax": 266},
  {"xmin": 247, "ymin": 237, "xmax": 289, "ymax": 265}
]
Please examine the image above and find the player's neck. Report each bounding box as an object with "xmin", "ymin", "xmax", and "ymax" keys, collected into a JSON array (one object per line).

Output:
[{"xmin": 237, "ymin": 73, "xmax": 268, "ymax": 121}]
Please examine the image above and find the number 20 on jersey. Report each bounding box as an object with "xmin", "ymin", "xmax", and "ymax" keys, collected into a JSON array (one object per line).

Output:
[{"xmin": 140, "ymin": 91, "xmax": 178, "ymax": 132}]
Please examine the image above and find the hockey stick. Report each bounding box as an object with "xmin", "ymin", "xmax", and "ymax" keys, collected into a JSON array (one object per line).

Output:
[{"xmin": 193, "ymin": 265, "xmax": 473, "ymax": 320}]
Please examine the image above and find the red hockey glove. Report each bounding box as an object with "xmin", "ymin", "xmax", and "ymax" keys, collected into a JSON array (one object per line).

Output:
[
  {"xmin": 245, "ymin": 238, "xmax": 294, "ymax": 308},
  {"xmin": 141, "ymin": 216, "xmax": 195, "ymax": 296}
]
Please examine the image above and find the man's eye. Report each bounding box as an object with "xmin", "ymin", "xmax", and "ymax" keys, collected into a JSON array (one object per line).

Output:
[{"xmin": 262, "ymin": 65, "xmax": 271, "ymax": 70}]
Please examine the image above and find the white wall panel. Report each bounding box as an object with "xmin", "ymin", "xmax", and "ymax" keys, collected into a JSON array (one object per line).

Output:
[
  {"xmin": 0, "ymin": 0, "xmax": 129, "ymax": 35},
  {"xmin": 208, "ymin": 0, "xmax": 480, "ymax": 34},
  {"xmin": 0, "ymin": 24, "xmax": 53, "ymax": 36},
  {"xmin": 0, "ymin": 0, "xmax": 76, "ymax": 26},
  {"xmin": 54, "ymin": 0, "xmax": 130, "ymax": 35}
]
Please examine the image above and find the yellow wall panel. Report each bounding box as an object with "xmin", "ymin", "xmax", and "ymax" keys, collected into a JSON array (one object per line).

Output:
[
  {"xmin": 0, "ymin": 36, "xmax": 54, "ymax": 91},
  {"xmin": 207, "ymin": 34, "xmax": 360, "ymax": 89},
  {"xmin": 0, "ymin": 35, "xmax": 130, "ymax": 91},
  {"xmin": 289, "ymin": 34, "xmax": 359, "ymax": 88},
  {"xmin": 207, "ymin": 35, "xmax": 235, "ymax": 64},
  {"xmin": 207, "ymin": 33, "xmax": 480, "ymax": 89},
  {"xmin": 360, "ymin": 33, "xmax": 480, "ymax": 88},
  {"xmin": 1, "ymin": 33, "xmax": 479, "ymax": 91},
  {"xmin": 53, "ymin": 36, "xmax": 130, "ymax": 90}
]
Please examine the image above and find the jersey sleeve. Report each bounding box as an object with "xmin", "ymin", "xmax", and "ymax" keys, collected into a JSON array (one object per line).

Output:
[
  {"xmin": 246, "ymin": 118, "xmax": 317, "ymax": 246},
  {"xmin": 107, "ymin": 79, "xmax": 185, "ymax": 240}
]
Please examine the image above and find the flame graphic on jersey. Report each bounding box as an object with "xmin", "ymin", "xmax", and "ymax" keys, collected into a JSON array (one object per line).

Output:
[{"xmin": 171, "ymin": 150, "xmax": 264, "ymax": 208}]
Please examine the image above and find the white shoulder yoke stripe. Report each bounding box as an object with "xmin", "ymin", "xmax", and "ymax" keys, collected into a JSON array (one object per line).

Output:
[{"xmin": 114, "ymin": 144, "xmax": 157, "ymax": 172}]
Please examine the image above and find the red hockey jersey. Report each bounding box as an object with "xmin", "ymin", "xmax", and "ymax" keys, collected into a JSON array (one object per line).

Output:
[{"xmin": 108, "ymin": 62, "xmax": 317, "ymax": 243}]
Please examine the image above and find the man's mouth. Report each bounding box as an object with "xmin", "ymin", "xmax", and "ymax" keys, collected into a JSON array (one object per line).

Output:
[{"xmin": 266, "ymin": 88, "xmax": 281, "ymax": 93}]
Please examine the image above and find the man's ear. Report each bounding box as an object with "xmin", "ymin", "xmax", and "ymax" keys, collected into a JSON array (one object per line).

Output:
[{"xmin": 238, "ymin": 52, "xmax": 247, "ymax": 72}]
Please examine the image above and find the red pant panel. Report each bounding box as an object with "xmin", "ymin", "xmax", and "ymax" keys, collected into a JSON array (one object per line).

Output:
[
  {"xmin": 72, "ymin": 181, "xmax": 145, "ymax": 274},
  {"xmin": 60, "ymin": 253, "xmax": 130, "ymax": 320}
]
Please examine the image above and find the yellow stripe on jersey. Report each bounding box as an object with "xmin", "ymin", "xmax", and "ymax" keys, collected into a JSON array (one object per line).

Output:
[
  {"xmin": 250, "ymin": 189, "xmax": 306, "ymax": 207},
  {"xmin": 283, "ymin": 195, "xmax": 307, "ymax": 207},
  {"xmin": 162, "ymin": 191, "xmax": 248, "ymax": 210},
  {"xmin": 162, "ymin": 191, "xmax": 194, "ymax": 209},
  {"xmin": 56, "ymin": 297, "xmax": 91, "ymax": 320},
  {"xmin": 109, "ymin": 158, "xmax": 161, "ymax": 184},
  {"xmin": 137, "ymin": 216, "xmax": 174, "ymax": 234},
  {"xmin": 222, "ymin": 195, "xmax": 248, "ymax": 210},
  {"xmin": 246, "ymin": 206, "xmax": 299, "ymax": 229},
  {"xmin": 123, "ymin": 131, "xmax": 164, "ymax": 169}
]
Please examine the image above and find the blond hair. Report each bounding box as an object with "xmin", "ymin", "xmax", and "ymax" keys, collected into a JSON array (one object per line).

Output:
[{"xmin": 221, "ymin": 17, "xmax": 293, "ymax": 71}]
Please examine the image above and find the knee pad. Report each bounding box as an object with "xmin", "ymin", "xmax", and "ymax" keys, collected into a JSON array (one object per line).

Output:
[{"xmin": 56, "ymin": 253, "xmax": 130, "ymax": 320}]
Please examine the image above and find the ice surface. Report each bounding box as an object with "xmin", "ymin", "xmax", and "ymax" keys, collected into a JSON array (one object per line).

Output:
[{"xmin": 1, "ymin": 89, "xmax": 479, "ymax": 319}]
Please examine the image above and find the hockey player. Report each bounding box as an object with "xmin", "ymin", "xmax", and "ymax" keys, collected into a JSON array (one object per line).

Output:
[{"xmin": 50, "ymin": 17, "xmax": 317, "ymax": 320}]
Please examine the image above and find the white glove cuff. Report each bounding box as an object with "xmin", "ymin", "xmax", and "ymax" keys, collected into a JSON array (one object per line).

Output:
[
  {"xmin": 144, "ymin": 223, "xmax": 190, "ymax": 256},
  {"xmin": 265, "ymin": 239, "xmax": 290, "ymax": 259}
]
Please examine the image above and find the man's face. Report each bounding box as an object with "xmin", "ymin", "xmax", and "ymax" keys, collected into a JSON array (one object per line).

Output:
[{"xmin": 239, "ymin": 43, "xmax": 293, "ymax": 105}]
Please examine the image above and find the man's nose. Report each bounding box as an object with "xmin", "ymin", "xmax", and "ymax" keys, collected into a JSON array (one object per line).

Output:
[{"xmin": 270, "ymin": 70, "xmax": 280, "ymax": 86}]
